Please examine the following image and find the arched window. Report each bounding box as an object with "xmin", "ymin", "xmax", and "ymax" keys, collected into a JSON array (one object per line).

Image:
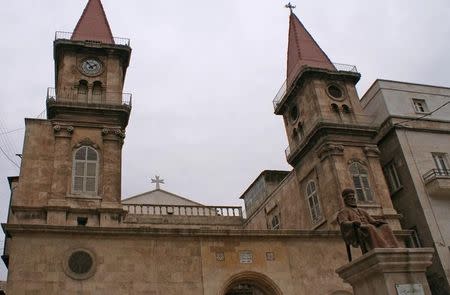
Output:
[
  {"xmin": 331, "ymin": 103, "xmax": 340, "ymax": 113},
  {"xmin": 349, "ymin": 162, "xmax": 373, "ymax": 202},
  {"xmin": 306, "ymin": 181, "xmax": 322, "ymax": 223},
  {"xmin": 271, "ymin": 215, "xmax": 280, "ymax": 230},
  {"xmin": 92, "ymin": 81, "xmax": 102, "ymax": 103},
  {"xmin": 73, "ymin": 146, "xmax": 98, "ymax": 195},
  {"xmin": 342, "ymin": 104, "xmax": 351, "ymax": 113},
  {"xmin": 77, "ymin": 80, "xmax": 88, "ymax": 101}
]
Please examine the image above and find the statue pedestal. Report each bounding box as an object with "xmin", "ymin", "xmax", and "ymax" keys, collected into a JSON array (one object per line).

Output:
[{"xmin": 336, "ymin": 248, "xmax": 434, "ymax": 295}]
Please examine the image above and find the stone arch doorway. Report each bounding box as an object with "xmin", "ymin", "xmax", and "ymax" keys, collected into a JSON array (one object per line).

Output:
[{"xmin": 221, "ymin": 271, "xmax": 282, "ymax": 295}]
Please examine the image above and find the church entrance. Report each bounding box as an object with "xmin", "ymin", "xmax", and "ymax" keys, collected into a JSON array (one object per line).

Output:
[
  {"xmin": 222, "ymin": 272, "xmax": 282, "ymax": 295},
  {"xmin": 225, "ymin": 283, "xmax": 267, "ymax": 295}
]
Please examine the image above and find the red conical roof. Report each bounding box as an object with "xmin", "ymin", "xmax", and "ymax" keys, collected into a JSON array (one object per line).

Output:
[
  {"xmin": 287, "ymin": 12, "xmax": 335, "ymax": 85},
  {"xmin": 71, "ymin": 0, "xmax": 114, "ymax": 44}
]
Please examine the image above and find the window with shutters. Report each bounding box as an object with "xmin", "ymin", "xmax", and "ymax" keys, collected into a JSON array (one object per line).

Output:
[
  {"xmin": 306, "ymin": 180, "xmax": 323, "ymax": 223},
  {"xmin": 349, "ymin": 163, "xmax": 373, "ymax": 202},
  {"xmin": 384, "ymin": 162, "xmax": 402, "ymax": 194},
  {"xmin": 72, "ymin": 146, "xmax": 99, "ymax": 195},
  {"xmin": 432, "ymin": 153, "xmax": 450, "ymax": 175}
]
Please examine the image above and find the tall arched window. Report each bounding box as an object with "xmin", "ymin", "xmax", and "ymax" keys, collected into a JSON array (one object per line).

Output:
[
  {"xmin": 73, "ymin": 146, "xmax": 98, "ymax": 195},
  {"xmin": 92, "ymin": 81, "xmax": 102, "ymax": 103},
  {"xmin": 77, "ymin": 80, "xmax": 88, "ymax": 101},
  {"xmin": 349, "ymin": 162, "xmax": 373, "ymax": 202},
  {"xmin": 306, "ymin": 180, "xmax": 322, "ymax": 223}
]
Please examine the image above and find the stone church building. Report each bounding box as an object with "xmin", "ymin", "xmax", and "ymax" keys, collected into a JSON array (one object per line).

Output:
[{"xmin": 3, "ymin": 0, "xmax": 449, "ymax": 294}]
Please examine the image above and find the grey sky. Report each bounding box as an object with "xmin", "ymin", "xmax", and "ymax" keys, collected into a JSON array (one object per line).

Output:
[{"xmin": 1, "ymin": 0, "xmax": 450, "ymax": 279}]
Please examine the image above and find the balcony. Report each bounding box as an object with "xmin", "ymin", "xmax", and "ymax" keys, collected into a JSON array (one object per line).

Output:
[
  {"xmin": 423, "ymin": 169, "xmax": 450, "ymax": 198},
  {"xmin": 46, "ymin": 87, "xmax": 132, "ymax": 107},
  {"xmin": 273, "ymin": 62, "xmax": 359, "ymax": 111},
  {"xmin": 55, "ymin": 31, "xmax": 130, "ymax": 47}
]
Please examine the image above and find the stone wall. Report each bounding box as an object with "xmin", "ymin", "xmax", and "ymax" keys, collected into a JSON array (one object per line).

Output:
[{"xmin": 5, "ymin": 226, "xmax": 353, "ymax": 295}]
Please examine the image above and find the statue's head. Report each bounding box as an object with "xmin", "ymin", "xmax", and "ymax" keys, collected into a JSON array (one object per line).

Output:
[{"xmin": 342, "ymin": 188, "xmax": 357, "ymax": 207}]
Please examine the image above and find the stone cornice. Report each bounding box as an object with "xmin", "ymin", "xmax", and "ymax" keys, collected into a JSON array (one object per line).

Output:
[
  {"xmin": 2, "ymin": 223, "xmax": 413, "ymax": 240},
  {"xmin": 287, "ymin": 121, "xmax": 377, "ymax": 165}
]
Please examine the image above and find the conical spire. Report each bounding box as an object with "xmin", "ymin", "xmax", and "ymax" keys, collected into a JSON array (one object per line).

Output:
[
  {"xmin": 71, "ymin": 0, "xmax": 114, "ymax": 44},
  {"xmin": 287, "ymin": 12, "xmax": 335, "ymax": 85}
]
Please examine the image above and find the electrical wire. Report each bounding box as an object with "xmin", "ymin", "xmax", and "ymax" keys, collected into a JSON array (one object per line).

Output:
[
  {"xmin": 395, "ymin": 100, "xmax": 450, "ymax": 126},
  {"xmin": 0, "ymin": 144, "xmax": 19, "ymax": 169},
  {"xmin": 0, "ymin": 128, "xmax": 24, "ymax": 135}
]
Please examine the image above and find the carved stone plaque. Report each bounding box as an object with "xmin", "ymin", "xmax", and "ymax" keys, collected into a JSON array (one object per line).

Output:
[
  {"xmin": 266, "ymin": 252, "xmax": 275, "ymax": 261},
  {"xmin": 239, "ymin": 251, "xmax": 253, "ymax": 264},
  {"xmin": 395, "ymin": 284, "xmax": 425, "ymax": 295}
]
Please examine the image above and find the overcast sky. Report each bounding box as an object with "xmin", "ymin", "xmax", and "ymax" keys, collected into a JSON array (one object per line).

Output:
[{"xmin": 1, "ymin": 0, "xmax": 450, "ymax": 279}]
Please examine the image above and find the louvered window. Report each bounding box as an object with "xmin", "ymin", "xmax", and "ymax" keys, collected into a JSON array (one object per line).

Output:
[
  {"xmin": 306, "ymin": 180, "xmax": 322, "ymax": 223},
  {"xmin": 349, "ymin": 163, "xmax": 373, "ymax": 202},
  {"xmin": 73, "ymin": 146, "xmax": 98, "ymax": 195}
]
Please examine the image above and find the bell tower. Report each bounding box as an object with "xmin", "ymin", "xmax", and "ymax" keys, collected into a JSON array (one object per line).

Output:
[
  {"xmin": 11, "ymin": 0, "xmax": 132, "ymax": 227},
  {"xmin": 273, "ymin": 10, "xmax": 399, "ymax": 228}
]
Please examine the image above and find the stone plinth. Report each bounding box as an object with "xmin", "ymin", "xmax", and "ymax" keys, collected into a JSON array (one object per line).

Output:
[{"xmin": 336, "ymin": 248, "xmax": 434, "ymax": 295}]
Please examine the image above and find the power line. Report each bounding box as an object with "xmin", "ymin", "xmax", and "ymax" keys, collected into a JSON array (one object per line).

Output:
[
  {"xmin": 0, "ymin": 128, "xmax": 24, "ymax": 135},
  {"xmin": 0, "ymin": 145, "xmax": 20, "ymax": 169},
  {"xmin": 395, "ymin": 101, "xmax": 450, "ymax": 126}
]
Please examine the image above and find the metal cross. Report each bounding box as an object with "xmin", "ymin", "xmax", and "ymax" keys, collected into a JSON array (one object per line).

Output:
[
  {"xmin": 285, "ymin": 2, "xmax": 296, "ymax": 13},
  {"xmin": 151, "ymin": 175, "xmax": 165, "ymax": 190}
]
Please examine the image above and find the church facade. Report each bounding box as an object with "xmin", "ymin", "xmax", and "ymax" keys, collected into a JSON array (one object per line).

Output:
[{"xmin": 3, "ymin": 1, "xmax": 448, "ymax": 294}]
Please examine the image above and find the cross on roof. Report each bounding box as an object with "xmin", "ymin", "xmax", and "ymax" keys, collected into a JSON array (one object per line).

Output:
[
  {"xmin": 285, "ymin": 2, "xmax": 296, "ymax": 13},
  {"xmin": 151, "ymin": 175, "xmax": 165, "ymax": 190}
]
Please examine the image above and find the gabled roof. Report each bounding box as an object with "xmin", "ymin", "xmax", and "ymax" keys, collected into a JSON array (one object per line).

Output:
[
  {"xmin": 122, "ymin": 189, "xmax": 204, "ymax": 206},
  {"xmin": 71, "ymin": 0, "xmax": 114, "ymax": 44},
  {"xmin": 287, "ymin": 12, "xmax": 335, "ymax": 86}
]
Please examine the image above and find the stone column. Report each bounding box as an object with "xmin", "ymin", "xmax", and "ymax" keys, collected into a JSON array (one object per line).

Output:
[
  {"xmin": 47, "ymin": 124, "xmax": 73, "ymax": 225},
  {"xmin": 336, "ymin": 248, "xmax": 434, "ymax": 295},
  {"xmin": 99, "ymin": 128, "xmax": 125, "ymax": 226},
  {"xmin": 101, "ymin": 128, "xmax": 125, "ymax": 203}
]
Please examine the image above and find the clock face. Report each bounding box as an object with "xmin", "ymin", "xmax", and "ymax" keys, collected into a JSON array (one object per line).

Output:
[{"xmin": 81, "ymin": 58, "xmax": 103, "ymax": 76}]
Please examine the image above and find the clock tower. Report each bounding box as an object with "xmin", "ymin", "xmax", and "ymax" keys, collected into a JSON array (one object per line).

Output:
[{"xmin": 11, "ymin": 0, "xmax": 132, "ymax": 227}]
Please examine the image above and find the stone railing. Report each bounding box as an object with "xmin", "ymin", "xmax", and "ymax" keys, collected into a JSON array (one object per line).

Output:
[{"xmin": 123, "ymin": 204, "xmax": 243, "ymax": 218}]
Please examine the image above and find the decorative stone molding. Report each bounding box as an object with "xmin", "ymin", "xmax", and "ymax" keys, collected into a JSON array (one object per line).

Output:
[
  {"xmin": 74, "ymin": 138, "xmax": 99, "ymax": 149},
  {"xmin": 363, "ymin": 146, "xmax": 380, "ymax": 158},
  {"xmin": 53, "ymin": 124, "xmax": 74, "ymax": 138},
  {"xmin": 347, "ymin": 158, "xmax": 367, "ymax": 166},
  {"xmin": 317, "ymin": 143, "xmax": 344, "ymax": 160},
  {"xmin": 102, "ymin": 128, "xmax": 125, "ymax": 142}
]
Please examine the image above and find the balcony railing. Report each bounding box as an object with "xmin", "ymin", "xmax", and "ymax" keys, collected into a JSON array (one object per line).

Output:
[
  {"xmin": 123, "ymin": 204, "xmax": 243, "ymax": 218},
  {"xmin": 46, "ymin": 87, "xmax": 132, "ymax": 107},
  {"xmin": 423, "ymin": 169, "xmax": 450, "ymax": 182},
  {"xmin": 55, "ymin": 31, "xmax": 131, "ymax": 47},
  {"xmin": 273, "ymin": 62, "xmax": 359, "ymax": 110}
]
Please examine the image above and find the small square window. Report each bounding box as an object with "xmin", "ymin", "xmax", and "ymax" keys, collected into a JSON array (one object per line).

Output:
[{"xmin": 412, "ymin": 99, "xmax": 428, "ymax": 113}]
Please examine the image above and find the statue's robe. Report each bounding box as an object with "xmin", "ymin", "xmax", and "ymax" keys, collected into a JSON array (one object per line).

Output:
[{"xmin": 337, "ymin": 207, "xmax": 400, "ymax": 250}]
